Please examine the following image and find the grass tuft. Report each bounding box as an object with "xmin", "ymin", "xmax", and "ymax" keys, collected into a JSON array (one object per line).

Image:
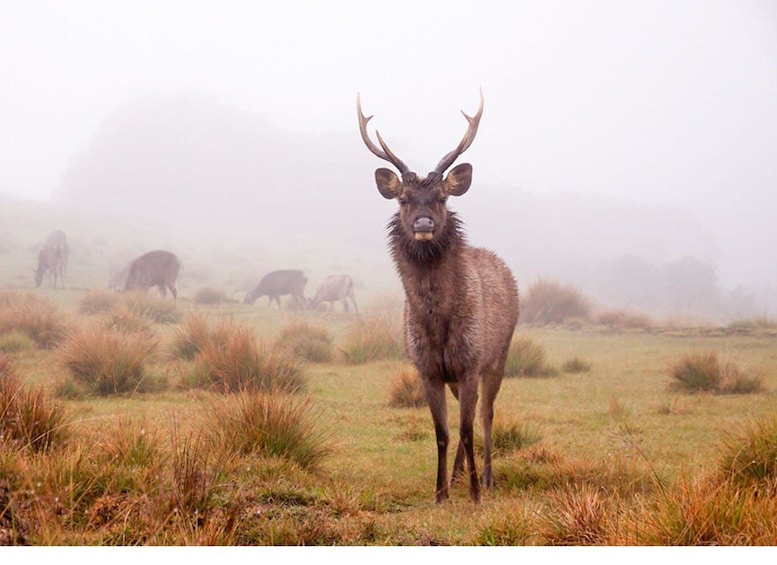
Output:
[
  {"xmin": 718, "ymin": 417, "xmax": 777, "ymax": 490},
  {"xmin": 667, "ymin": 351, "xmax": 765, "ymax": 395},
  {"xmin": 562, "ymin": 356, "xmax": 591, "ymax": 374},
  {"xmin": 0, "ymin": 291, "xmax": 69, "ymax": 348},
  {"xmin": 58, "ymin": 328, "xmax": 160, "ymax": 395},
  {"xmin": 0, "ymin": 353, "xmax": 71, "ymax": 452},
  {"xmin": 193, "ymin": 324, "xmax": 304, "ymax": 393},
  {"xmin": 193, "ymin": 287, "xmax": 229, "ymax": 305},
  {"xmin": 275, "ymin": 322, "xmax": 334, "ymax": 363},
  {"xmin": 521, "ymin": 278, "xmax": 591, "ymax": 326},
  {"xmin": 505, "ymin": 335, "xmax": 558, "ymax": 378},
  {"xmin": 388, "ymin": 366, "xmax": 426, "ymax": 408},
  {"xmin": 78, "ymin": 289, "xmax": 121, "ymax": 315},
  {"xmin": 121, "ymin": 292, "xmax": 180, "ymax": 324},
  {"xmin": 204, "ymin": 390, "xmax": 332, "ymax": 471}
]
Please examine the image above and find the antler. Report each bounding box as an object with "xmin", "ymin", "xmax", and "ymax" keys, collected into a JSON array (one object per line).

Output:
[
  {"xmin": 433, "ymin": 89, "xmax": 484, "ymax": 175},
  {"xmin": 357, "ymin": 93, "xmax": 410, "ymax": 175}
]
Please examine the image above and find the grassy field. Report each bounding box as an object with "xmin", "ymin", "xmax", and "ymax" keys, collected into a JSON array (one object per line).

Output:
[
  {"xmin": 3, "ymin": 199, "xmax": 777, "ymax": 545},
  {"xmin": 2, "ymin": 284, "xmax": 777, "ymax": 546}
]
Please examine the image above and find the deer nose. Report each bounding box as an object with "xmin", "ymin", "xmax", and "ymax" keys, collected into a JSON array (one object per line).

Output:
[{"xmin": 413, "ymin": 217, "xmax": 435, "ymax": 233}]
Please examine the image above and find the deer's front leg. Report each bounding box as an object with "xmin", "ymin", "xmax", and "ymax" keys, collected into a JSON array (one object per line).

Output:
[{"xmin": 422, "ymin": 376, "xmax": 450, "ymax": 503}]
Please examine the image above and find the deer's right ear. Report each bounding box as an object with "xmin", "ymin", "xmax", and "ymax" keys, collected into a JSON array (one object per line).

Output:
[{"xmin": 375, "ymin": 168, "xmax": 401, "ymax": 200}]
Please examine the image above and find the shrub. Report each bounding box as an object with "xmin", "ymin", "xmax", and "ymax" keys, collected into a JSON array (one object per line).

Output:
[
  {"xmin": 0, "ymin": 353, "xmax": 70, "ymax": 452},
  {"xmin": 275, "ymin": 322, "xmax": 334, "ymax": 363},
  {"xmin": 78, "ymin": 290, "xmax": 121, "ymax": 315},
  {"xmin": 204, "ymin": 390, "xmax": 332, "ymax": 471},
  {"xmin": 504, "ymin": 335, "xmax": 557, "ymax": 378},
  {"xmin": 193, "ymin": 325, "xmax": 304, "ymax": 393},
  {"xmin": 340, "ymin": 309, "xmax": 404, "ymax": 364},
  {"xmin": 667, "ymin": 351, "xmax": 765, "ymax": 395},
  {"xmin": 0, "ymin": 291, "xmax": 69, "ymax": 348},
  {"xmin": 59, "ymin": 328, "xmax": 160, "ymax": 395},
  {"xmin": 193, "ymin": 287, "xmax": 229, "ymax": 305},
  {"xmin": 521, "ymin": 278, "xmax": 591, "ymax": 326},
  {"xmin": 388, "ymin": 367, "xmax": 426, "ymax": 408}
]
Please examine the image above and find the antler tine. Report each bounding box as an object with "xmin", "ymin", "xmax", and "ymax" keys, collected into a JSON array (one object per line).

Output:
[
  {"xmin": 433, "ymin": 89, "xmax": 484, "ymax": 175},
  {"xmin": 357, "ymin": 93, "xmax": 410, "ymax": 175}
]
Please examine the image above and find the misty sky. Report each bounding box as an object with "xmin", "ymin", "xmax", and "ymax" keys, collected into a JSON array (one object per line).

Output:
[{"xmin": 1, "ymin": 0, "xmax": 776, "ymax": 292}]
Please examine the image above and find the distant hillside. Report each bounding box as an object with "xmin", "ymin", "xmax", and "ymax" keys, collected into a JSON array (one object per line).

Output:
[{"xmin": 43, "ymin": 92, "xmax": 762, "ymax": 321}]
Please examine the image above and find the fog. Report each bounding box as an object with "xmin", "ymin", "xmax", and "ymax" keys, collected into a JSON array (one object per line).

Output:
[{"xmin": 1, "ymin": 1, "xmax": 776, "ymax": 320}]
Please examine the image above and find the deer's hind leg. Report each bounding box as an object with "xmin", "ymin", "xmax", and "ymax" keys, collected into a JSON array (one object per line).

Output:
[{"xmin": 480, "ymin": 344, "xmax": 510, "ymax": 489}]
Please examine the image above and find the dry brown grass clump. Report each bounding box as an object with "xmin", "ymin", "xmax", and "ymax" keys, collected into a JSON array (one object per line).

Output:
[
  {"xmin": 169, "ymin": 313, "xmax": 230, "ymax": 361},
  {"xmin": 193, "ymin": 287, "xmax": 229, "ymax": 305},
  {"xmin": 275, "ymin": 322, "xmax": 334, "ymax": 363},
  {"xmin": 0, "ymin": 291, "xmax": 69, "ymax": 348},
  {"xmin": 0, "ymin": 353, "xmax": 71, "ymax": 452},
  {"xmin": 78, "ymin": 289, "xmax": 121, "ymax": 315},
  {"xmin": 204, "ymin": 390, "xmax": 332, "ymax": 471},
  {"xmin": 667, "ymin": 350, "xmax": 765, "ymax": 395},
  {"xmin": 388, "ymin": 366, "xmax": 426, "ymax": 408},
  {"xmin": 121, "ymin": 291, "xmax": 180, "ymax": 324},
  {"xmin": 192, "ymin": 324, "xmax": 304, "ymax": 393},
  {"xmin": 504, "ymin": 335, "xmax": 557, "ymax": 378},
  {"xmin": 596, "ymin": 309, "xmax": 654, "ymax": 330},
  {"xmin": 58, "ymin": 327, "xmax": 160, "ymax": 395},
  {"xmin": 520, "ymin": 278, "xmax": 591, "ymax": 326}
]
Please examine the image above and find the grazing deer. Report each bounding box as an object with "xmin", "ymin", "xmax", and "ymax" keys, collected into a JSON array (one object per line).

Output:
[
  {"xmin": 244, "ymin": 269, "xmax": 308, "ymax": 309},
  {"xmin": 357, "ymin": 90, "xmax": 519, "ymax": 503},
  {"xmin": 124, "ymin": 250, "xmax": 181, "ymax": 299},
  {"xmin": 309, "ymin": 274, "xmax": 359, "ymax": 313},
  {"xmin": 35, "ymin": 230, "xmax": 69, "ymax": 289}
]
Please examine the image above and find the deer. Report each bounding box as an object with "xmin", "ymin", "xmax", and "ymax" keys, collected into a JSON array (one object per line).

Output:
[
  {"xmin": 243, "ymin": 269, "xmax": 308, "ymax": 310},
  {"xmin": 124, "ymin": 250, "xmax": 181, "ymax": 299},
  {"xmin": 357, "ymin": 90, "xmax": 519, "ymax": 504},
  {"xmin": 309, "ymin": 274, "xmax": 359, "ymax": 313},
  {"xmin": 34, "ymin": 230, "xmax": 69, "ymax": 289}
]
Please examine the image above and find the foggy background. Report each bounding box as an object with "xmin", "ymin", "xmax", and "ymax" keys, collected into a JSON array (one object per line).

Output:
[{"xmin": 1, "ymin": 1, "xmax": 775, "ymax": 321}]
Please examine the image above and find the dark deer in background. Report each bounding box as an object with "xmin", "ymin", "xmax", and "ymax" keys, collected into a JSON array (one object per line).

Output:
[
  {"xmin": 35, "ymin": 230, "xmax": 69, "ymax": 288},
  {"xmin": 124, "ymin": 250, "xmax": 181, "ymax": 299},
  {"xmin": 244, "ymin": 269, "xmax": 308, "ymax": 309},
  {"xmin": 358, "ymin": 91, "xmax": 519, "ymax": 503},
  {"xmin": 309, "ymin": 274, "xmax": 359, "ymax": 313}
]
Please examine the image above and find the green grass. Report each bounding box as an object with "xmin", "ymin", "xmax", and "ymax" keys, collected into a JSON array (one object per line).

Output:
[{"xmin": 3, "ymin": 284, "xmax": 777, "ymax": 545}]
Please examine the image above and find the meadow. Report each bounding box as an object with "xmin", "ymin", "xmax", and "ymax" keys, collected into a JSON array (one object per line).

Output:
[
  {"xmin": 2, "ymin": 283, "xmax": 777, "ymax": 546},
  {"xmin": 2, "ymin": 200, "xmax": 777, "ymax": 546}
]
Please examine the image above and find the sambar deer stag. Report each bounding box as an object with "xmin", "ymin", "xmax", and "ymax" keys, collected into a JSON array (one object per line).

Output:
[{"xmin": 357, "ymin": 90, "xmax": 519, "ymax": 503}]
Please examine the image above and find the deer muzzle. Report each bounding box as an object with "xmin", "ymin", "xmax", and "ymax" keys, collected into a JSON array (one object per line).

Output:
[{"xmin": 413, "ymin": 217, "xmax": 435, "ymax": 241}]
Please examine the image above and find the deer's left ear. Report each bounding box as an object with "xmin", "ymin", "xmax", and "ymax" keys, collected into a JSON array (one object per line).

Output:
[{"xmin": 443, "ymin": 163, "xmax": 472, "ymax": 196}]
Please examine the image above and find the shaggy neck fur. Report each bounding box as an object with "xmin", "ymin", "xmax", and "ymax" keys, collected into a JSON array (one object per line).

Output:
[{"xmin": 387, "ymin": 211, "xmax": 465, "ymax": 267}]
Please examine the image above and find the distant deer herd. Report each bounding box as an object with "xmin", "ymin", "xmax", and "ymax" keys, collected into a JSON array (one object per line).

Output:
[
  {"xmin": 25, "ymin": 90, "xmax": 518, "ymax": 505},
  {"xmin": 29, "ymin": 234, "xmax": 359, "ymax": 312}
]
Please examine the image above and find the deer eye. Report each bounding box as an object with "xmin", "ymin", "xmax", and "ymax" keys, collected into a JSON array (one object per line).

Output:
[
  {"xmin": 398, "ymin": 197, "xmax": 408, "ymax": 206},
  {"xmin": 438, "ymin": 196, "xmax": 448, "ymax": 204}
]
